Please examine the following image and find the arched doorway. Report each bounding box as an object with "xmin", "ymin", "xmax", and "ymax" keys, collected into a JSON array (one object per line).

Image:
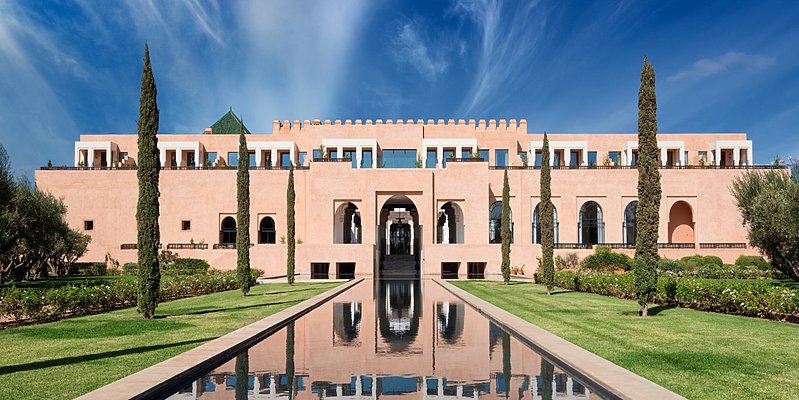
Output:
[
  {"xmin": 334, "ymin": 202, "xmax": 362, "ymax": 244},
  {"xmin": 437, "ymin": 202, "xmax": 464, "ymax": 244},
  {"xmin": 532, "ymin": 203, "xmax": 559, "ymax": 244},
  {"xmin": 258, "ymin": 216, "xmax": 276, "ymax": 244},
  {"xmin": 668, "ymin": 201, "xmax": 695, "ymax": 243},
  {"xmin": 220, "ymin": 216, "xmax": 236, "ymax": 245},
  {"xmin": 623, "ymin": 201, "xmax": 638, "ymax": 245},
  {"xmin": 579, "ymin": 201, "xmax": 604, "ymax": 245},
  {"xmin": 489, "ymin": 201, "xmax": 513, "ymax": 244},
  {"xmin": 379, "ymin": 195, "xmax": 420, "ymax": 278}
]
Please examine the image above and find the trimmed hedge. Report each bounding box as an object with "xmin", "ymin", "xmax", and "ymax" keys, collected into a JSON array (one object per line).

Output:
[
  {"xmin": 735, "ymin": 255, "xmax": 772, "ymax": 271},
  {"xmin": 580, "ymin": 246, "xmax": 633, "ymax": 272},
  {"xmin": 0, "ymin": 270, "xmax": 260, "ymax": 324},
  {"xmin": 679, "ymin": 255, "xmax": 723, "ymax": 268},
  {"xmin": 538, "ymin": 271, "xmax": 799, "ymax": 322},
  {"xmin": 121, "ymin": 258, "xmax": 210, "ymax": 276}
]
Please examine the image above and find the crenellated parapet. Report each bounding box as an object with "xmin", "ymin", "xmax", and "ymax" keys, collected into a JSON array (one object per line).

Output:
[{"xmin": 271, "ymin": 118, "xmax": 530, "ymax": 134}]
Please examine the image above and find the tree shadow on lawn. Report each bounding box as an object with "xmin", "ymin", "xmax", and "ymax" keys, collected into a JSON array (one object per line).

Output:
[
  {"xmin": 256, "ymin": 286, "xmax": 326, "ymax": 296},
  {"xmin": 0, "ymin": 337, "xmax": 214, "ymax": 375},
  {"xmin": 621, "ymin": 304, "xmax": 678, "ymax": 317},
  {"xmin": 5, "ymin": 318, "xmax": 195, "ymax": 339},
  {"xmin": 162, "ymin": 299, "xmax": 302, "ymax": 317},
  {"xmin": 548, "ymin": 290, "xmax": 574, "ymax": 295}
]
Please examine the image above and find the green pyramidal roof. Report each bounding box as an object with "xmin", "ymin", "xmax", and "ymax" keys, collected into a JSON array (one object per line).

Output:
[{"xmin": 209, "ymin": 110, "xmax": 250, "ymax": 134}]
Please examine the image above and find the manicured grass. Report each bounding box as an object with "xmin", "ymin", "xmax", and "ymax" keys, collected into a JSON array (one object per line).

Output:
[
  {"xmin": 453, "ymin": 281, "xmax": 799, "ymax": 400},
  {"xmin": 0, "ymin": 282, "xmax": 339, "ymax": 400}
]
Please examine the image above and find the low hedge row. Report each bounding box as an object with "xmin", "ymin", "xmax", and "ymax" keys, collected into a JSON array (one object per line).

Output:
[
  {"xmin": 538, "ymin": 271, "xmax": 799, "ymax": 322},
  {"xmin": 0, "ymin": 270, "xmax": 258, "ymax": 324},
  {"xmin": 122, "ymin": 258, "xmax": 210, "ymax": 276}
]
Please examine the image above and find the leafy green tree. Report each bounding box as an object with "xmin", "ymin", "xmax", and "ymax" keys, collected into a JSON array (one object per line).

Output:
[
  {"xmin": 236, "ymin": 125, "xmax": 251, "ymax": 294},
  {"xmin": 235, "ymin": 351, "xmax": 249, "ymax": 400},
  {"xmin": 0, "ymin": 144, "xmax": 15, "ymax": 280},
  {"xmin": 501, "ymin": 169, "xmax": 511, "ymax": 284},
  {"xmin": 286, "ymin": 166, "xmax": 296, "ymax": 284},
  {"xmin": 540, "ymin": 134, "xmax": 555, "ymax": 294},
  {"xmin": 634, "ymin": 56, "xmax": 661, "ymax": 316},
  {"xmin": 136, "ymin": 44, "xmax": 161, "ymax": 319},
  {"xmin": 732, "ymin": 170, "xmax": 799, "ymax": 280}
]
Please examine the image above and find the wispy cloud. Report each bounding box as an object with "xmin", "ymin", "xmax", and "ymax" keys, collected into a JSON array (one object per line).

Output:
[
  {"xmin": 667, "ymin": 51, "xmax": 776, "ymax": 82},
  {"xmin": 453, "ymin": 0, "xmax": 547, "ymax": 115},
  {"xmin": 391, "ymin": 19, "xmax": 449, "ymax": 81}
]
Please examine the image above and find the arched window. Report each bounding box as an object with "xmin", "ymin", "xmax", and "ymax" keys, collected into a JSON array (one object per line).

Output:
[
  {"xmin": 437, "ymin": 202, "xmax": 463, "ymax": 244},
  {"xmin": 259, "ymin": 217, "xmax": 276, "ymax": 244},
  {"xmin": 578, "ymin": 201, "xmax": 604, "ymax": 245},
  {"xmin": 532, "ymin": 203, "xmax": 559, "ymax": 244},
  {"xmin": 623, "ymin": 201, "xmax": 638, "ymax": 245},
  {"xmin": 344, "ymin": 203, "xmax": 361, "ymax": 244},
  {"xmin": 668, "ymin": 201, "xmax": 695, "ymax": 243},
  {"xmin": 489, "ymin": 201, "xmax": 513, "ymax": 244},
  {"xmin": 220, "ymin": 216, "xmax": 236, "ymax": 244}
]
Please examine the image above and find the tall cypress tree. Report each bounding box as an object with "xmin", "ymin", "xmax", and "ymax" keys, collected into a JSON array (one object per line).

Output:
[
  {"xmin": 136, "ymin": 44, "xmax": 161, "ymax": 319},
  {"xmin": 234, "ymin": 351, "xmax": 249, "ymax": 400},
  {"xmin": 286, "ymin": 166, "xmax": 296, "ymax": 284},
  {"xmin": 634, "ymin": 56, "xmax": 661, "ymax": 316},
  {"xmin": 501, "ymin": 169, "xmax": 511, "ymax": 285},
  {"xmin": 540, "ymin": 134, "xmax": 555, "ymax": 295},
  {"xmin": 285, "ymin": 321, "xmax": 296, "ymax": 400},
  {"xmin": 501, "ymin": 330, "xmax": 511, "ymax": 397},
  {"xmin": 236, "ymin": 124, "xmax": 251, "ymax": 294}
]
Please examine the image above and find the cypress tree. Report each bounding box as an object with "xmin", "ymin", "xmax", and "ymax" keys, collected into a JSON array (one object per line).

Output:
[
  {"xmin": 634, "ymin": 56, "xmax": 661, "ymax": 316},
  {"xmin": 234, "ymin": 351, "xmax": 249, "ymax": 400},
  {"xmin": 236, "ymin": 124, "xmax": 251, "ymax": 294},
  {"xmin": 286, "ymin": 166, "xmax": 296, "ymax": 284},
  {"xmin": 501, "ymin": 169, "xmax": 511, "ymax": 285},
  {"xmin": 136, "ymin": 44, "xmax": 161, "ymax": 319},
  {"xmin": 286, "ymin": 321, "xmax": 296, "ymax": 400},
  {"xmin": 501, "ymin": 330, "xmax": 511, "ymax": 396},
  {"xmin": 540, "ymin": 133, "xmax": 555, "ymax": 295}
]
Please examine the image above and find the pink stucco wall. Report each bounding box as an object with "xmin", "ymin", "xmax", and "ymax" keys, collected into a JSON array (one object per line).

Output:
[{"xmin": 35, "ymin": 120, "xmax": 763, "ymax": 278}]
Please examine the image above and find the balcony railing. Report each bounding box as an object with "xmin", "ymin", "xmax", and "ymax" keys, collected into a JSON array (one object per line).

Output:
[
  {"xmin": 658, "ymin": 243, "xmax": 696, "ymax": 249},
  {"xmin": 213, "ymin": 243, "xmax": 254, "ymax": 250},
  {"xmin": 167, "ymin": 243, "xmax": 208, "ymax": 250},
  {"xmin": 42, "ymin": 164, "xmax": 786, "ymax": 171},
  {"xmin": 313, "ymin": 158, "xmax": 351, "ymax": 163},
  {"xmin": 554, "ymin": 243, "xmax": 594, "ymax": 250},
  {"xmin": 120, "ymin": 243, "xmax": 163, "ymax": 250},
  {"xmin": 699, "ymin": 243, "xmax": 747, "ymax": 249},
  {"xmin": 603, "ymin": 243, "xmax": 636, "ymax": 249},
  {"xmin": 447, "ymin": 157, "xmax": 485, "ymax": 163}
]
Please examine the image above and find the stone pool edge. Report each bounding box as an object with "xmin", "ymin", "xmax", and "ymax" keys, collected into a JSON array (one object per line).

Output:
[
  {"xmin": 434, "ymin": 278, "xmax": 686, "ymax": 400},
  {"xmin": 77, "ymin": 279, "xmax": 363, "ymax": 400}
]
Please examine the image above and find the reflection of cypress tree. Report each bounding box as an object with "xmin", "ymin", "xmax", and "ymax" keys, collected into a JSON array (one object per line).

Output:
[
  {"xmin": 235, "ymin": 351, "xmax": 249, "ymax": 400},
  {"xmin": 501, "ymin": 330, "xmax": 511, "ymax": 398},
  {"xmin": 286, "ymin": 322, "xmax": 296, "ymax": 400},
  {"xmin": 540, "ymin": 358, "xmax": 554, "ymax": 400}
]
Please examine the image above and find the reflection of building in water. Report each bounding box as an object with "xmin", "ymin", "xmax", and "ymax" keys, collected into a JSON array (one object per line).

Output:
[
  {"xmin": 333, "ymin": 302, "xmax": 362, "ymax": 346},
  {"xmin": 171, "ymin": 281, "xmax": 602, "ymax": 400},
  {"xmin": 376, "ymin": 280, "xmax": 422, "ymax": 354}
]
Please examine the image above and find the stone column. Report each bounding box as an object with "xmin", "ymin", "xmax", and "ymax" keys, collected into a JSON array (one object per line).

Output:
[
  {"xmin": 176, "ymin": 149, "xmax": 183, "ymax": 167},
  {"xmin": 733, "ymin": 147, "xmax": 740, "ymax": 166},
  {"xmin": 159, "ymin": 147, "xmax": 166, "ymax": 167},
  {"xmin": 337, "ymin": 146, "xmax": 343, "ymax": 159},
  {"xmin": 437, "ymin": 146, "xmax": 443, "ymax": 168},
  {"xmin": 356, "ymin": 146, "xmax": 363, "ymax": 169},
  {"xmin": 290, "ymin": 147, "xmax": 296, "ymax": 167},
  {"xmin": 372, "ymin": 145, "xmax": 378, "ymax": 168},
  {"xmin": 549, "ymin": 147, "xmax": 555, "ymax": 166},
  {"xmin": 626, "ymin": 147, "xmax": 633, "ymax": 166},
  {"xmin": 255, "ymin": 149, "xmax": 262, "ymax": 167},
  {"xmin": 746, "ymin": 147, "xmax": 752, "ymax": 166},
  {"xmin": 195, "ymin": 148, "xmax": 200, "ymax": 167},
  {"xmin": 386, "ymin": 221, "xmax": 392, "ymax": 255},
  {"xmin": 582, "ymin": 148, "xmax": 588, "ymax": 166},
  {"xmin": 74, "ymin": 146, "xmax": 80, "ymax": 167},
  {"xmin": 660, "ymin": 147, "xmax": 667, "ymax": 167},
  {"xmin": 105, "ymin": 146, "xmax": 112, "ymax": 167},
  {"xmin": 456, "ymin": 145, "xmax": 462, "ymax": 158},
  {"xmin": 714, "ymin": 145, "xmax": 720, "ymax": 166},
  {"xmin": 409, "ymin": 220, "xmax": 415, "ymax": 255},
  {"xmin": 679, "ymin": 146, "xmax": 686, "ymax": 166},
  {"xmin": 564, "ymin": 147, "xmax": 571, "ymax": 166},
  {"xmin": 270, "ymin": 148, "xmax": 277, "ymax": 167}
]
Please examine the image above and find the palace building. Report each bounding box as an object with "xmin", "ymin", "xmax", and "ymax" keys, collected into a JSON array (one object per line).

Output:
[{"xmin": 35, "ymin": 111, "xmax": 765, "ymax": 279}]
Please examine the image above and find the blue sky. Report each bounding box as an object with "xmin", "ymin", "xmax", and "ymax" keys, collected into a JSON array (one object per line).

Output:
[{"xmin": 1, "ymin": 0, "xmax": 798, "ymax": 177}]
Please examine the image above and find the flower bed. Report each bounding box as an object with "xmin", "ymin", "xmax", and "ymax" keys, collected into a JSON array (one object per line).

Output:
[
  {"xmin": 0, "ymin": 270, "xmax": 258, "ymax": 324},
  {"xmin": 539, "ymin": 271, "xmax": 799, "ymax": 322}
]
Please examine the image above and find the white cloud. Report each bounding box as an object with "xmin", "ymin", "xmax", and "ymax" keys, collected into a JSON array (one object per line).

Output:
[
  {"xmin": 453, "ymin": 0, "xmax": 546, "ymax": 115},
  {"xmin": 667, "ymin": 51, "xmax": 776, "ymax": 82},
  {"xmin": 391, "ymin": 20, "xmax": 449, "ymax": 81}
]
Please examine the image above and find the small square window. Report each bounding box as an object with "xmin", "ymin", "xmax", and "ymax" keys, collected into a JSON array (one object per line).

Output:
[
  {"xmin": 84, "ymin": 220, "xmax": 94, "ymax": 231},
  {"xmin": 181, "ymin": 220, "xmax": 191, "ymax": 231}
]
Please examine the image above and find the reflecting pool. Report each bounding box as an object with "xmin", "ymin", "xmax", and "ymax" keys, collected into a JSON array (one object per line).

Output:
[{"xmin": 167, "ymin": 280, "xmax": 605, "ymax": 399}]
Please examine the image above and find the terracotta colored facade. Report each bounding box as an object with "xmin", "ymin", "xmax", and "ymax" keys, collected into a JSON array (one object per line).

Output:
[{"xmin": 35, "ymin": 117, "xmax": 765, "ymax": 278}]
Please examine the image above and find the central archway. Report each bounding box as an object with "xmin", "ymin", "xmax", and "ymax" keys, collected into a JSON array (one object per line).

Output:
[{"xmin": 379, "ymin": 195, "xmax": 421, "ymax": 278}]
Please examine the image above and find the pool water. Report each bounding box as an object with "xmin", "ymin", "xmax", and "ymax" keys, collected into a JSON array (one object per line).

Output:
[{"xmin": 166, "ymin": 280, "xmax": 604, "ymax": 399}]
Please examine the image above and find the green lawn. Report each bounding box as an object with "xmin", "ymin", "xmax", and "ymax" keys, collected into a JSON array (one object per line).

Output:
[
  {"xmin": 453, "ymin": 281, "xmax": 799, "ymax": 400},
  {"xmin": 0, "ymin": 282, "xmax": 339, "ymax": 400}
]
